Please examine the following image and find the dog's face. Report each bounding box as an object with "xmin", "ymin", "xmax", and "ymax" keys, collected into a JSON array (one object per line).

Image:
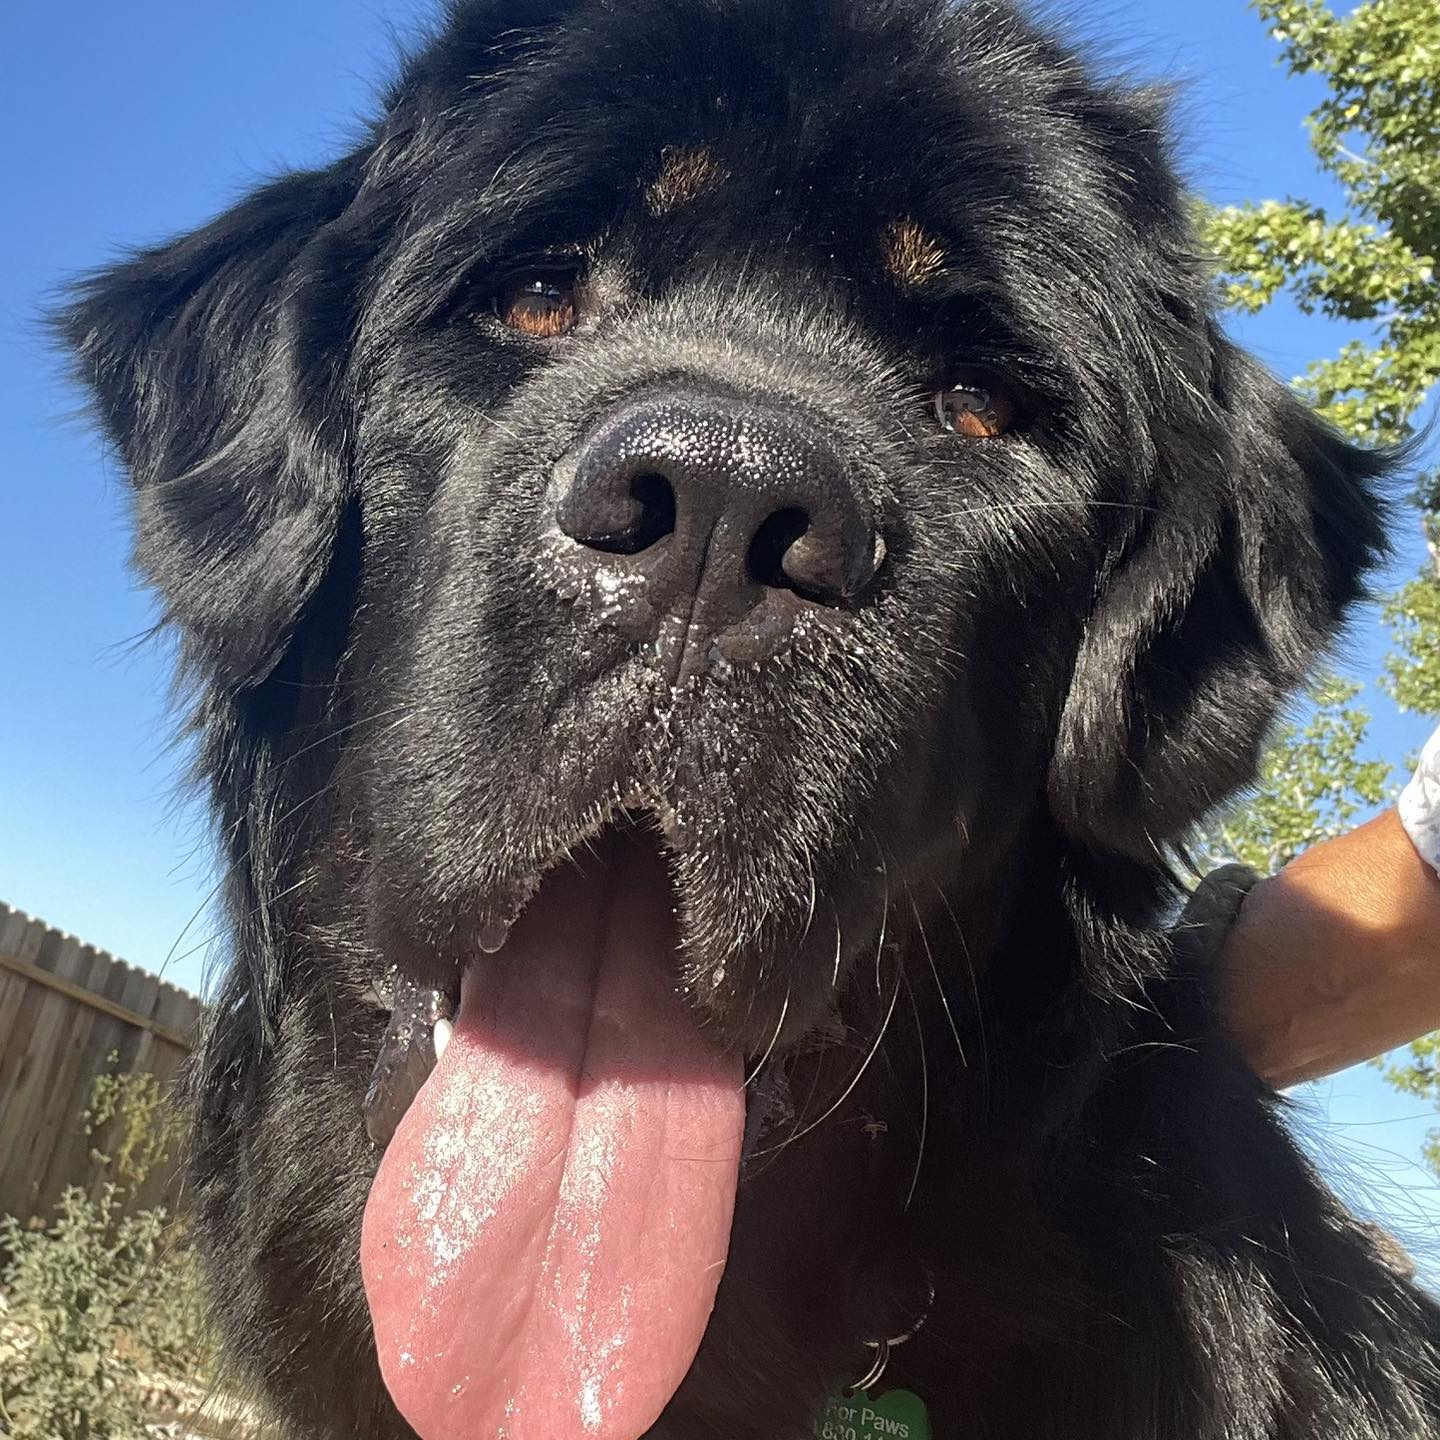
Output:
[{"xmin": 63, "ymin": 1, "xmax": 1389, "ymax": 1437}]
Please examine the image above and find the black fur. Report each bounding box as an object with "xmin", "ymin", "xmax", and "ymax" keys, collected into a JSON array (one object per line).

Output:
[{"xmin": 60, "ymin": 1, "xmax": 1440, "ymax": 1435}]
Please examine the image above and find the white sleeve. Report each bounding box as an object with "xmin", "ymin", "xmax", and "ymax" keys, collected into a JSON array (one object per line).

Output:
[{"xmin": 1398, "ymin": 724, "xmax": 1440, "ymax": 876}]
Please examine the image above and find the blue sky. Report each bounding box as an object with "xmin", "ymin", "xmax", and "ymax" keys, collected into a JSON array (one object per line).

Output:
[{"xmin": 2, "ymin": 2, "xmax": 1438, "ymax": 1272}]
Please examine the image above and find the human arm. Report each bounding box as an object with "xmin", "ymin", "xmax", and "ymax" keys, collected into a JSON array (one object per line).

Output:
[{"xmin": 1221, "ymin": 803, "xmax": 1440, "ymax": 1089}]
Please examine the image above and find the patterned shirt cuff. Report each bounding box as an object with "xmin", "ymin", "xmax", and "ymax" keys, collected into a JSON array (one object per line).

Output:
[{"xmin": 1398, "ymin": 724, "xmax": 1440, "ymax": 876}]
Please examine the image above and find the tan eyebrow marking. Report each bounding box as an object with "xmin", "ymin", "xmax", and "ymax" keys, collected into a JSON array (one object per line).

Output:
[
  {"xmin": 883, "ymin": 218, "xmax": 947, "ymax": 290},
  {"xmin": 646, "ymin": 146, "xmax": 729, "ymax": 216}
]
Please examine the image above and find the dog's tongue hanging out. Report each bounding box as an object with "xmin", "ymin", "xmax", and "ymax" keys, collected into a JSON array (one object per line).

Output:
[{"xmin": 360, "ymin": 832, "xmax": 746, "ymax": 1440}]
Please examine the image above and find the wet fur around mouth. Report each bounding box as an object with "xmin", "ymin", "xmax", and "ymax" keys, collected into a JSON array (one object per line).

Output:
[{"xmin": 57, "ymin": 0, "xmax": 1440, "ymax": 1436}]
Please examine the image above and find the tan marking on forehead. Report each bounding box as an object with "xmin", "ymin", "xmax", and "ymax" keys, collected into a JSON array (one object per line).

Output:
[
  {"xmin": 883, "ymin": 218, "xmax": 947, "ymax": 290},
  {"xmin": 646, "ymin": 146, "xmax": 729, "ymax": 216}
]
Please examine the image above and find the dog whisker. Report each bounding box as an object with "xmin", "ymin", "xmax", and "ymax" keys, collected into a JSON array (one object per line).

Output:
[
  {"xmin": 161, "ymin": 871, "xmax": 322, "ymax": 977},
  {"xmin": 756, "ymin": 929, "xmax": 902, "ymax": 1159},
  {"xmin": 800, "ymin": 867, "xmax": 818, "ymax": 949},
  {"xmin": 932, "ymin": 883, "xmax": 988, "ymax": 1101},
  {"xmin": 743, "ymin": 983, "xmax": 790, "ymax": 1091},
  {"xmin": 902, "ymin": 965, "xmax": 928, "ymax": 1213},
  {"xmin": 907, "ymin": 887, "xmax": 966, "ymax": 1067},
  {"xmin": 872, "ymin": 847, "xmax": 891, "ymax": 999}
]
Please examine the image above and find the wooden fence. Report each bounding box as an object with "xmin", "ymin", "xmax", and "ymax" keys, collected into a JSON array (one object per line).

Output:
[{"xmin": 0, "ymin": 900, "xmax": 203, "ymax": 1223}]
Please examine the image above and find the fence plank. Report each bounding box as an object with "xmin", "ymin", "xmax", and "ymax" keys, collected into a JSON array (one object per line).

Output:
[
  {"xmin": 26, "ymin": 943, "xmax": 113, "ymax": 1219},
  {"xmin": 3, "ymin": 931, "xmax": 86, "ymax": 1218},
  {"xmin": 0, "ymin": 902, "xmax": 203, "ymax": 1223}
]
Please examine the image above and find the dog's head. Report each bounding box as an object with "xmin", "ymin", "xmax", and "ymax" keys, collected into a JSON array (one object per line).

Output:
[{"xmin": 61, "ymin": 1, "xmax": 1388, "ymax": 1436}]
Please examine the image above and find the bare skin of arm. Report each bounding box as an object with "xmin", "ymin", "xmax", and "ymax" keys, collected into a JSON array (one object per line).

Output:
[{"xmin": 1221, "ymin": 808, "xmax": 1440, "ymax": 1089}]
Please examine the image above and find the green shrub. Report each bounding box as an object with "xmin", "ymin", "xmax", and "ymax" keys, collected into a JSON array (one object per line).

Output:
[
  {"xmin": 84, "ymin": 1062, "xmax": 187, "ymax": 1196},
  {"xmin": 0, "ymin": 1064, "xmax": 217, "ymax": 1438},
  {"xmin": 1, "ymin": 1186, "xmax": 167, "ymax": 1438}
]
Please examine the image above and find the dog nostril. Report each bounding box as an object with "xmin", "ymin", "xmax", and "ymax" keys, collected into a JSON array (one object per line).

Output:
[
  {"xmin": 621, "ymin": 473, "xmax": 676, "ymax": 554},
  {"xmin": 749, "ymin": 505, "xmax": 878, "ymax": 605},
  {"xmin": 743, "ymin": 509, "xmax": 823, "ymax": 599},
  {"xmin": 564, "ymin": 470, "xmax": 677, "ymax": 556}
]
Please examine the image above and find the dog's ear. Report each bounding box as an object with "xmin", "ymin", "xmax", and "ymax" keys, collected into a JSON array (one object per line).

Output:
[
  {"xmin": 56, "ymin": 1, "xmax": 589, "ymax": 693},
  {"xmin": 1048, "ymin": 329, "xmax": 1390, "ymax": 860},
  {"xmin": 58, "ymin": 156, "xmax": 368, "ymax": 690}
]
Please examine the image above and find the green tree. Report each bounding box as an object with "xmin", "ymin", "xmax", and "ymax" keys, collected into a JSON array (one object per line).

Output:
[
  {"xmin": 1202, "ymin": 0, "xmax": 1440, "ymax": 1159},
  {"xmin": 1200, "ymin": 677, "xmax": 1392, "ymax": 874},
  {"xmin": 1382, "ymin": 470, "xmax": 1440, "ymax": 716},
  {"xmin": 1205, "ymin": 0, "xmax": 1439, "ymax": 449}
]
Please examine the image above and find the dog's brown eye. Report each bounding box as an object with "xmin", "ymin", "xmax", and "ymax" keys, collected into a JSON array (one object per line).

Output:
[
  {"xmin": 933, "ymin": 368, "xmax": 1018, "ymax": 438},
  {"xmin": 495, "ymin": 274, "xmax": 579, "ymax": 338}
]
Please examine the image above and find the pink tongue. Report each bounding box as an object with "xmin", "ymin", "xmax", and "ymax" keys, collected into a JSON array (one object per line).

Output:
[{"xmin": 360, "ymin": 834, "xmax": 745, "ymax": 1440}]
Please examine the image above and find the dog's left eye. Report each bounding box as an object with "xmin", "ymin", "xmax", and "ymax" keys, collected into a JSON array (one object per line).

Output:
[
  {"xmin": 933, "ymin": 368, "xmax": 1019, "ymax": 438},
  {"xmin": 494, "ymin": 273, "xmax": 580, "ymax": 338}
]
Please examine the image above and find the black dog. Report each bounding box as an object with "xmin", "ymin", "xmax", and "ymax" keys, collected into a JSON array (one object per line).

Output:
[{"xmin": 62, "ymin": 0, "xmax": 1440, "ymax": 1435}]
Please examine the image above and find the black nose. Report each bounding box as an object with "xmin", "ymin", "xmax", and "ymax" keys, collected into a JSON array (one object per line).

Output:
[{"xmin": 552, "ymin": 394, "xmax": 881, "ymax": 665}]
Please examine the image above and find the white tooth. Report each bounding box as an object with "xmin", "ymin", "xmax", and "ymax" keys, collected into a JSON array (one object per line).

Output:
[
  {"xmin": 478, "ymin": 918, "xmax": 513, "ymax": 954},
  {"xmin": 433, "ymin": 1018, "xmax": 454, "ymax": 1062}
]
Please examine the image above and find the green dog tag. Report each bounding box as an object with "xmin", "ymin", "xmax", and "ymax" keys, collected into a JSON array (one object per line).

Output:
[{"xmin": 814, "ymin": 1388, "xmax": 930, "ymax": 1440}]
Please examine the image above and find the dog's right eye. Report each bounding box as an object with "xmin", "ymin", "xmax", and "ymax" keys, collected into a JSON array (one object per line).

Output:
[
  {"xmin": 933, "ymin": 366, "xmax": 1020, "ymax": 438},
  {"xmin": 493, "ymin": 273, "xmax": 580, "ymax": 338}
]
